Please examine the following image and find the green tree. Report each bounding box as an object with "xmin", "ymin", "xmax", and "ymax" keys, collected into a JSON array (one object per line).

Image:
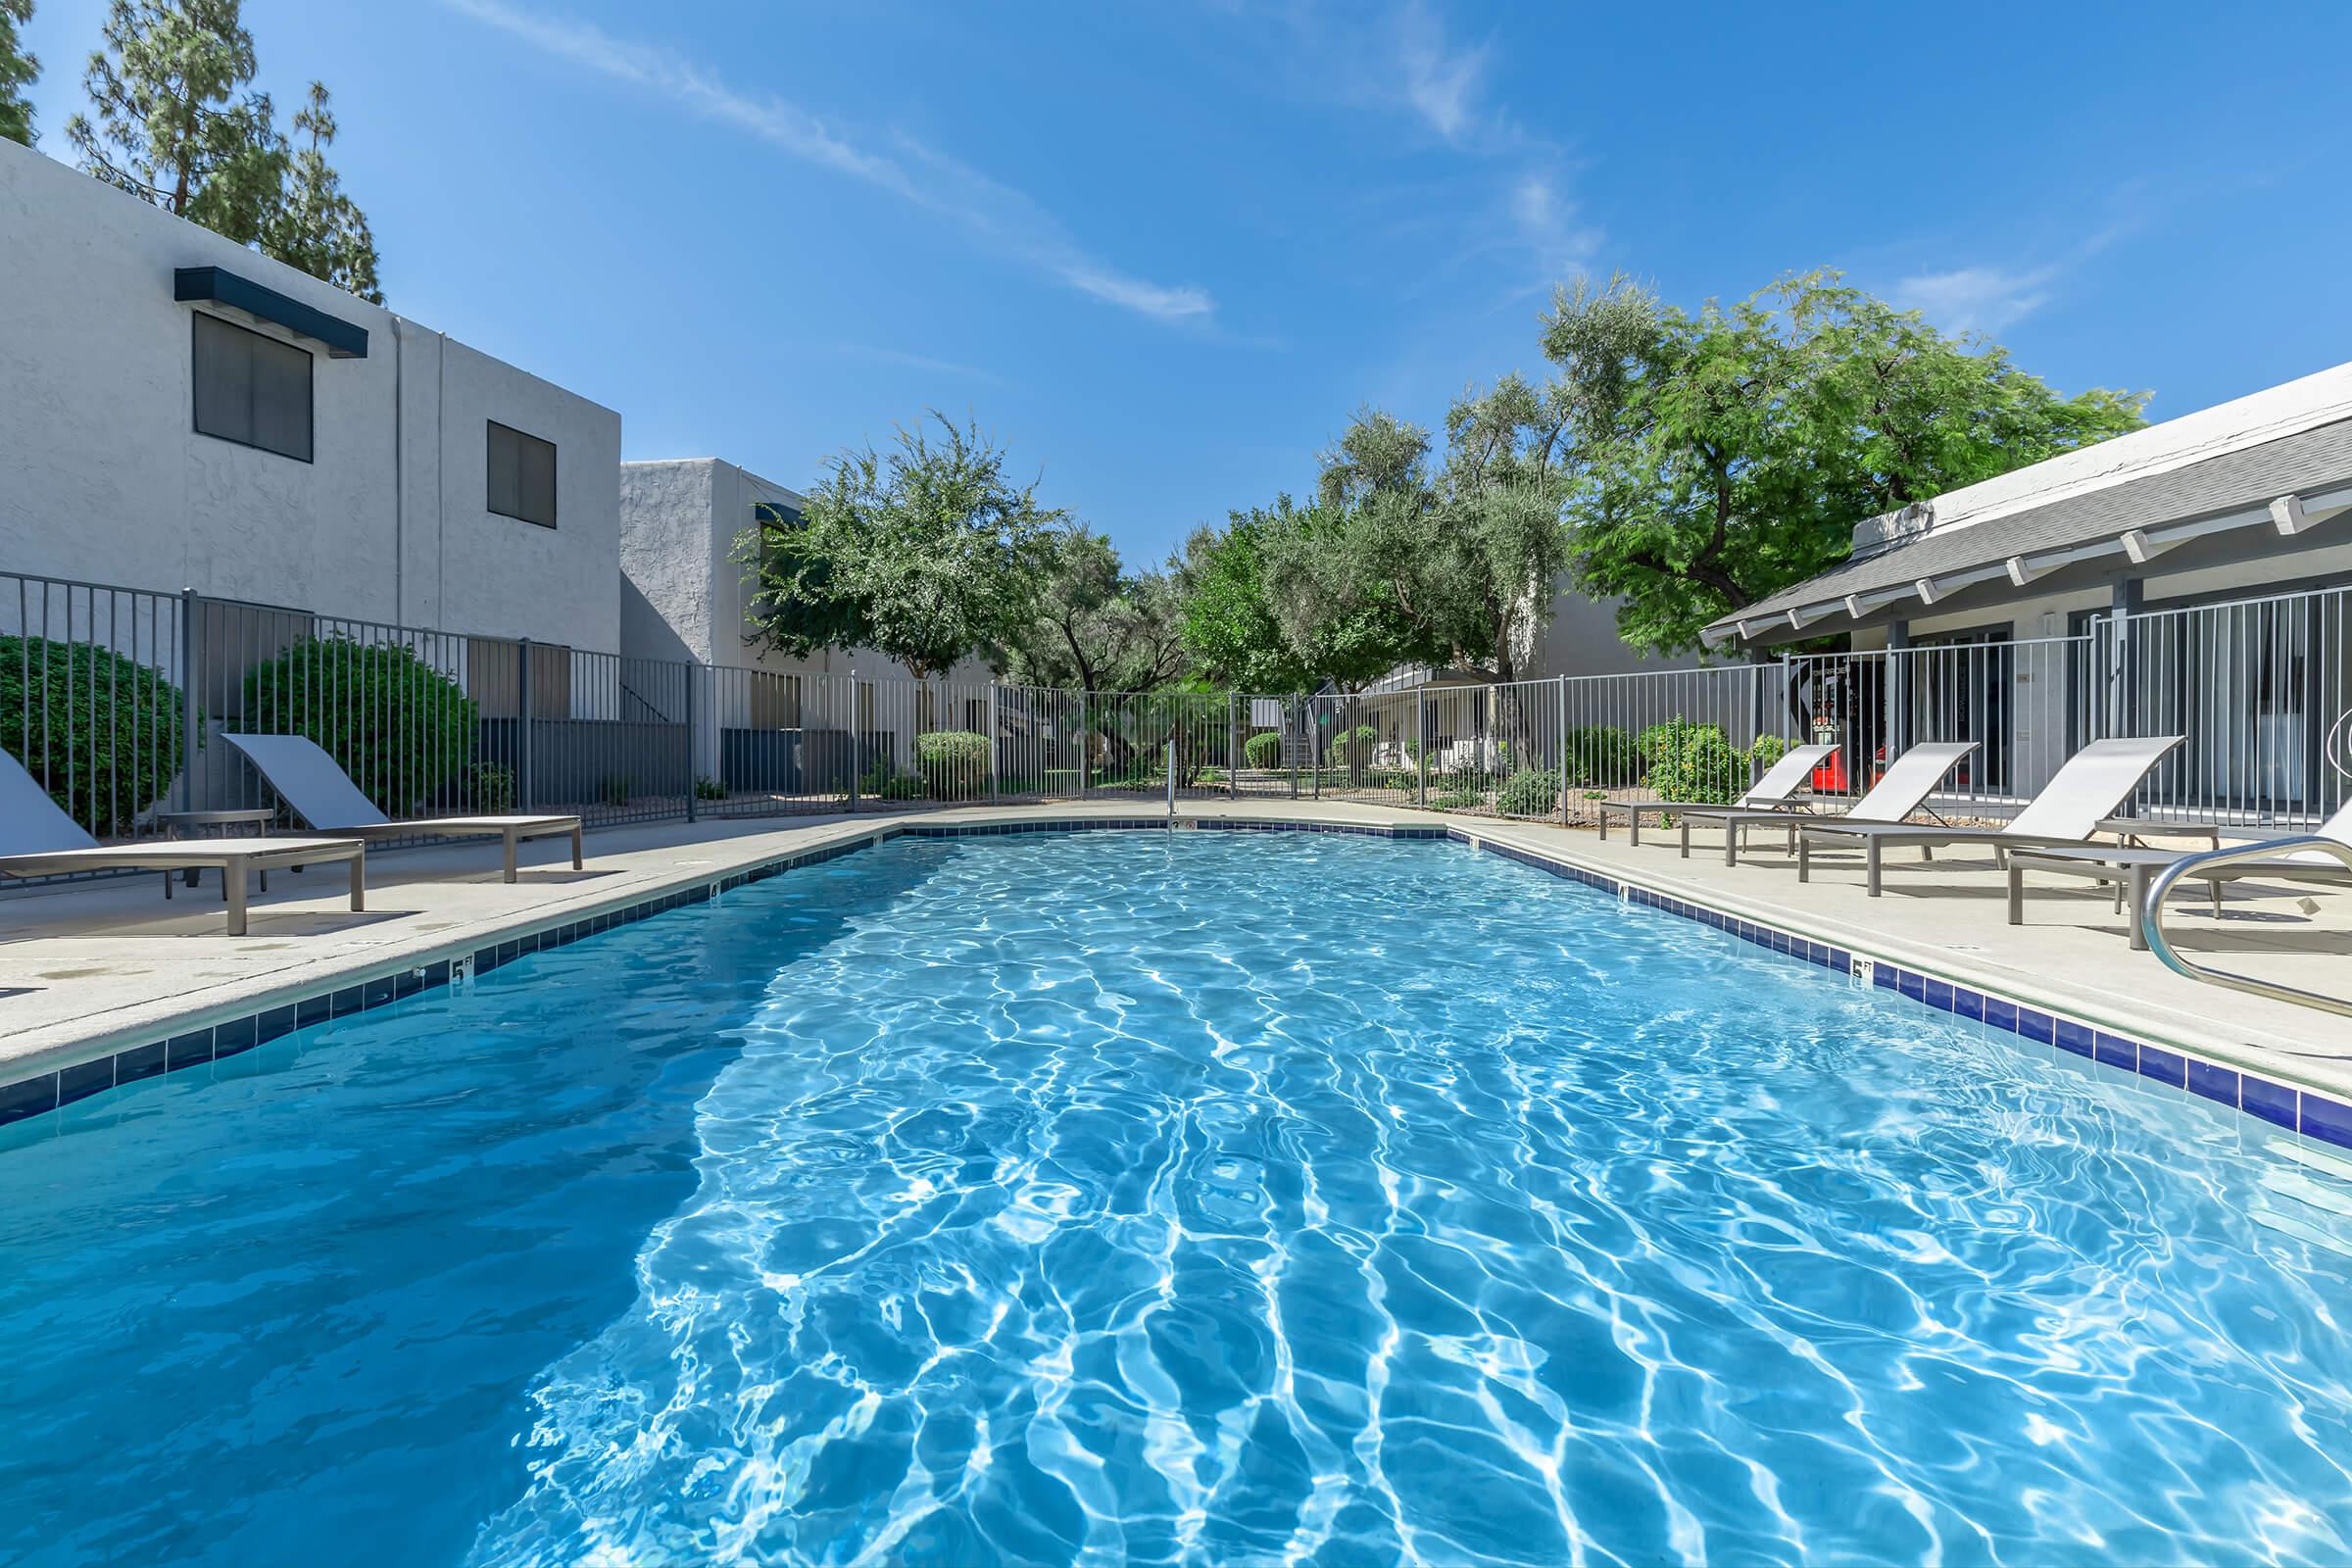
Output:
[
  {"xmin": 736, "ymin": 413, "xmax": 1065, "ymax": 685},
  {"xmin": 1004, "ymin": 525, "xmax": 1190, "ymax": 692},
  {"xmin": 1173, "ymin": 512, "xmax": 1312, "ymax": 693},
  {"xmin": 69, "ymin": 0, "xmax": 286, "ymax": 243},
  {"xmin": 69, "ymin": 2, "xmax": 382, "ymax": 299},
  {"xmin": 0, "ymin": 0, "xmax": 37, "ymax": 147},
  {"xmin": 1175, "ymin": 497, "xmax": 1436, "ymax": 693},
  {"xmin": 1546, "ymin": 270, "xmax": 2147, "ymax": 656},
  {"xmin": 260, "ymin": 81, "xmax": 381, "ymax": 303},
  {"xmin": 1288, "ymin": 389, "xmax": 1574, "ymax": 689}
]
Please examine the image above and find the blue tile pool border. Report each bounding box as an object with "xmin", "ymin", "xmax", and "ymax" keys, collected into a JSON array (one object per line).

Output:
[{"xmin": 2, "ymin": 815, "xmax": 2345, "ymax": 1156}]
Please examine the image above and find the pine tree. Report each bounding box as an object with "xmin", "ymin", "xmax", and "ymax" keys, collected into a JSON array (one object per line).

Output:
[
  {"xmin": 67, "ymin": 1, "xmax": 384, "ymax": 301},
  {"xmin": 0, "ymin": 0, "xmax": 38, "ymax": 147},
  {"xmin": 260, "ymin": 82, "xmax": 381, "ymax": 304},
  {"xmin": 68, "ymin": 0, "xmax": 286, "ymax": 244}
]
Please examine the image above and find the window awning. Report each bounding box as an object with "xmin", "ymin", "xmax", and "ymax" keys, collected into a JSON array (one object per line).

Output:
[{"xmin": 173, "ymin": 266, "xmax": 368, "ymax": 359}]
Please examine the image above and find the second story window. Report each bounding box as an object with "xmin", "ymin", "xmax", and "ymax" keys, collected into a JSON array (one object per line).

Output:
[
  {"xmin": 487, "ymin": 420, "xmax": 558, "ymax": 528},
  {"xmin": 192, "ymin": 313, "xmax": 314, "ymax": 463}
]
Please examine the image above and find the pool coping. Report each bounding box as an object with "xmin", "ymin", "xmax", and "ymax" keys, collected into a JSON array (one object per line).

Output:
[{"xmin": 2, "ymin": 812, "xmax": 2347, "ymax": 1155}]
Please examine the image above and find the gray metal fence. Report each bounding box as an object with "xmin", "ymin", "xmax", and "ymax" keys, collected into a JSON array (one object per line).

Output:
[{"xmin": 5, "ymin": 568, "xmax": 2346, "ymax": 853}]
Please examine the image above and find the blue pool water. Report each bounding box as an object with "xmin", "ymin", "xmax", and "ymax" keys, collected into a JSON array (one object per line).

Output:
[{"xmin": 3, "ymin": 832, "xmax": 2351, "ymax": 1566}]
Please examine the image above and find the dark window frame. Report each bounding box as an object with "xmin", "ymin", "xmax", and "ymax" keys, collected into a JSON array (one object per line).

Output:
[
  {"xmin": 190, "ymin": 312, "xmax": 315, "ymax": 464},
  {"xmin": 486, "ymin": 419, "xmax": 559, "ymax": 529}
]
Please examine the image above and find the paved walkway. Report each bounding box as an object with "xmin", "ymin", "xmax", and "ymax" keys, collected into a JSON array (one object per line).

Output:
[{"xmin": 1, "ymin": 800, "xmax": 2345, "ymax": 1100}]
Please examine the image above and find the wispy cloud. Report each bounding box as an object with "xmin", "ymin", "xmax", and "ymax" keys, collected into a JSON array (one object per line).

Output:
[
  {"xmin": 1890, "ymin": 209, "xmax": 2142, "ymax": 337},
  {"xmin": 1508, "ymin": 172, "xmax": 1598, "ymax": 277},
  {"xmin": 831, "ymin": 344, "xmax": 1007, "ymax": 384},
  {"xmin": 442, "ymin": 0, "xmax": 1213, "ymax": 323},
  {"xmin": 1892, "ymin": 264, "xmax": 2059, "ymax": 335},
  {"xmin": 1396, "ymin": 1, "xmax": 1487, "ymax": 143}
]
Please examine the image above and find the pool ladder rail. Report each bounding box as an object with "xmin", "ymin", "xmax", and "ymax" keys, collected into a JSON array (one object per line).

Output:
[{"xmin": 2138, "ymin": 708, "xmax": 2352, "ymax": 1017}]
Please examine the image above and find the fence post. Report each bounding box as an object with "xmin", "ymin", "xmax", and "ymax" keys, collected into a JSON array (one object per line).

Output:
[
  {"xmin": 1416, "ymin": 687, "xmax": 1428, "ymax": 809},
  {"xmin": 177, "ymin": 588, "xmax": 201, "ymax": 813},
  {"xmin": 1079, "ymin": 693, "xmax": 1091, "ymax": 799},
  {"xmin": 1228, "ymin": 690, "xmax": 1239, "ymax": 801},
  {"xmin": 2104, "ymin": 579, "xmax": 2140, "ymax": 740},
  {"xmin": 1556, "ymin": 673, "xmax": 1568, "ymax": 825},
  {"xmin": 516, "ymin": 639, "xmax": 535, "ymax": 812},
  {"xmin": 683, "ymin": 663, "xmax": 698, "ymax": 823},
  {"xmin": 988, "ymin": 684, "xmax": 1001, "ymax": 804},
  {"xmin": 847, "ymin": 679, "xmax": 861, "ymax": 814},
  {"xmin": 1290, "ymin": 697, "xmax": 1299, "ymax": 800}
]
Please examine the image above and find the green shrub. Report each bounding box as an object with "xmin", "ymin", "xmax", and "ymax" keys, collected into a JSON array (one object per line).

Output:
[
  {"xmin": 1327, "ymin": 723, "xmax": 1379, "ymax": 766},
  {"xmin": 913, "ymin": 730, "xmax": 990, "ymax": 799},
  {"xmin": 1496, "ymin": 767, "xmax": 1562, "ymax": 818},
  {"xmin": 1748, "ymin": 734, "xmax": 1795, "ymax": 771},
  {"xmin": 0, "ymin": 635, "xmax": 193, "ymax": 836},
  {"xmin": 1243, "ymin": 731, "xmax": 1283, "ymax": 769},
  {"xmin": 467, "ymin": 762, "xmax": 515, "ymax": 814},
  {"xmin": 695, "ymin": 775, "xmax": 728, "ymax": 802},
  {"xmin": 1428, "ymin": 790, "xmax": 1475, "ymax": 810},
  {"xmin": 1638, "ymin": 717, "xmax": 1748, "ymax": 804},
  {"xmin": 1563, "ymin": 725, "xmax": 1637, "ymax": 787},
  {"xmin": 242, "ymin": 635, "xmax": 474, "ymax": 814},
  {"xmin": 598, "ymin": 773, "xmax": 634, "ymax": 808}
]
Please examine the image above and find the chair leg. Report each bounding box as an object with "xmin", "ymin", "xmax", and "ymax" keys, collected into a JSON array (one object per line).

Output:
[
  {"xmin": 571, "ymin": 826, "xmax": 584, "ymax": 870},
  {"xmin": 163, "ymin": 870, "xmax": 173, "ymax": 902},
  {"xmin": 2129, "ymin": 864, "xmax": 2152, "ymax": 952},
  {"xmin": 1629, "ymin": 810, "xmax": 1642, "ymax": 847},
  {"xmin": 225, "ymin": 867, "xmax": 249, "ymax": 937},
  {"xmin": 1867, "ymin": 839, "xmax": 1884, "ymax": 898},
  {"xmin": 2007, "ymin": 862, "xmax": 2025, "ymax": 926},
  {"xmin": 1798, "ymin": 834, "xmax": 1811, "ymax": 883},
  {"xmin": 504, "ymin": 829, "xmax": 520, "ymax": 884},
  {"xmin": 348, "ymin": 854, "xmax": 366, "ymax": 913},
  {"xmin": 1680, "ymin": 818, "xmax": 1690, "ymax": 858},
  {"xmin": 1725, "ymin": 824, "xmax": 1739, "ymax": 867}
]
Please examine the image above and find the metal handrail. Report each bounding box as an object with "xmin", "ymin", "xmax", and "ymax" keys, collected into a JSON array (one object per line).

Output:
[{"xmin": 2141, "ymin": 835, "xmax": 2352, "ymax": 1017}]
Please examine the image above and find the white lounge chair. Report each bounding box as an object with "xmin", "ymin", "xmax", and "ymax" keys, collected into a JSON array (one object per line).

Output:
[
  {"xmin": 1596, "ymin": 743, "xmax": 1838, "ymax": 847},
  {"xmin": 223, "ymin": 734, "xmax": 583, "ymax": 883},
  {"xmin": 1669, "ymin": 741, "xmax": 1980, "ymax": 865},
  {"xmin": 2005, "ymin": 800, "xmax": 2352, "ymax": 951},
  {"xmin": 1796, "ymin": 735, "xmax": 2185, "ymax": 897},
  {"xmin": 0, "ymin": 748, "xmax": 365, "ymax": 936}
]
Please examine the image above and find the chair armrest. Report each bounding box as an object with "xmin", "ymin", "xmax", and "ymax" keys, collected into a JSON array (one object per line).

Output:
[{"xmin": 2095, "ymin": 816, "xmax": 2225, "ymax": 850}]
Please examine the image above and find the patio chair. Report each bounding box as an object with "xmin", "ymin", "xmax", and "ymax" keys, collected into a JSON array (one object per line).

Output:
[
  {"xmin": 1669, "ymin": 741, "xmax": 1980, "ymax": 865},
  {"xmin": 1596, "ymin": 743, "xmax": 1838, "ymax": 847},
  {"xmin": 2005, "ymin": 800, "xmax": 2352, "ymax": 951},
  {"xmin": 0, "ymin": 747, "xmax": 365, "ymax": 936},
  {"xmin": 1795, "ymin": 735, "xmax": 2184, "ymax": 897},
  {"xmin": 223, "ymin": 734, "xmax": 583, "ymax": 883}
]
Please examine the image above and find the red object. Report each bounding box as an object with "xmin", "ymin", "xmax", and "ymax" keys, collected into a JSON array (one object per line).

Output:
[{"xmin": 1813, "ymin": 752, "xmax": 1848, "ymax": 794}]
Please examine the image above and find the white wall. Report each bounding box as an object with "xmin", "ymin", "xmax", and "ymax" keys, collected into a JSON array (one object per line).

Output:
[{"xmin": 0, "ymin": 137, "xmax": 620, "ymax": 652}]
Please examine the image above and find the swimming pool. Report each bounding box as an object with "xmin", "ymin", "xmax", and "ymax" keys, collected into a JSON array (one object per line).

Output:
[{"xmin": 2, "ymin": 829, "xmax": 2349, "ymax": 1565}]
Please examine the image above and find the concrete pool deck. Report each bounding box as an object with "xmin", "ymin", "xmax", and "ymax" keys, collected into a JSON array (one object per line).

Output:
[{"xmin": 1, "ymin": 798, "xmax": 2346, "ymax": 1106}]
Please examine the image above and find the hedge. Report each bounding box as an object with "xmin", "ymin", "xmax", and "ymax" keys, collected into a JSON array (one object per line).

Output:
[
  {"xmin": 0, "ymin": 635, "xmax": 191, "ymax": 836},
  {"xmin": 1495, "ymin": 767, "xmax": 1562, "ymax": 818},
  {"xmin": 1563, "ymin": 725, "xmax": 1638, "ymax": 787},
  {"xmin": 243, "ymin": 636, "xmax": 475, "ymax": 815},
  {"xmin": 1243, "ymin": 731, "xmax": 1283, "ymax": 769},
  {"xmin": 1327, "ymin": 723, "xmax": 1379, "ymax": 766},
  {"xmin": 1637, "ymin": 718, "xmax": 1749, "ymax": 805},
  {"xmin": 913, "ymin": 730, "xmax": 990, "ymax": 799}
]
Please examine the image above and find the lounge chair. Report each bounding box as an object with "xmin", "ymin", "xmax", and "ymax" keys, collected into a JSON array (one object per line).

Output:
[
  {"xmin": 1796, "ymin": 735, "xmax": 2184, "ymax": 897},
  {"xmin": 223, "ymin": 734, "xmax": 583, "ymax": 883},
  {"xmin": 1668, "ymin": 741, "xmax": 1980, "ymax": 865},
  {"xmin": 0, "ymin": 748, "xmax": 364, "ymax": 936},
  {"xmin": 1596, "ymin": 743, "xmax": 1838, "ymax": 846},
  {"xmin": 2005, "ymin": 800, "xmax": 2352, "ymax": 950}
]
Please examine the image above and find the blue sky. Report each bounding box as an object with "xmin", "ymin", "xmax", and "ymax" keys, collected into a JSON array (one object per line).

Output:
[{"xmin": 20, "ymin": 1, "xmax": 2352, "ymax": 564}]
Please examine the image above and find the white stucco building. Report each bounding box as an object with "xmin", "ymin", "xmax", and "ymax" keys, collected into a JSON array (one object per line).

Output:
[
  {"xmin": 0, "ymin": 135, "xmax": 621, "ymax": 654},
  {"xmin": 1702, "ymin": 359, "xmax": 2352, "ymax": 815}
]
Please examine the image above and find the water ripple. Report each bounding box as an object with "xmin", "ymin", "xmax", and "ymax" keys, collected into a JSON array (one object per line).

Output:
[{"xmin": 453, "ymin": 834, "xmax": 2352, "ymax": 1566}]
